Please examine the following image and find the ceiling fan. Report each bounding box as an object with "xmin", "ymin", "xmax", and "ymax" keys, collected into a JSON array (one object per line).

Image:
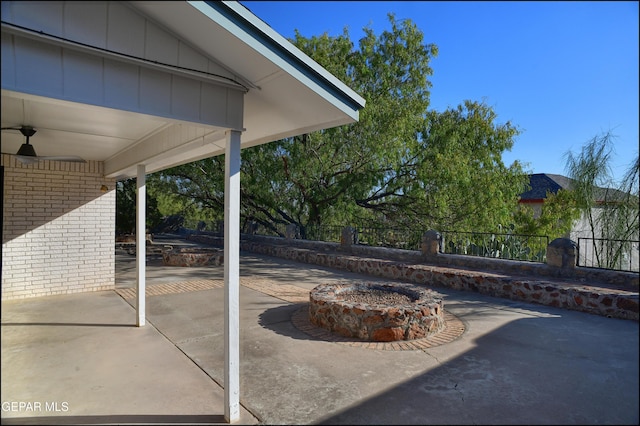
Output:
[{"xmin": 1, "ymin": 125, "xmax": 86, "ymax": 164}]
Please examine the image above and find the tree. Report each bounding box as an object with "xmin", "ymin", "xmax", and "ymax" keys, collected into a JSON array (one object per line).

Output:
[
  {"xmin": 563, "ymin": 132, "xmax": 639, "ymax": 268},
  {"xmin": 115, "ymin": 177, "xmax": 163, "ymax": 234},
  {"xmin": 151, "ymin": 14, "xmax": 529, "ymax": 237},
  {"xmin": 272, "ymin": 15, "xmax": 438, "ymax": 228},
  {"xmin": 512, "ymin": 188, "xmax": 581, "ymax": 239},
  {"xmin": 387, "ymin": 100, "xmax": 528, "ymax": 232},
  {"xmin": 242, "ymin": 15, "xmax": 528, "ymax": 234},
  {"xmin": 147, "ymin": 157, "xmax": 226, "ymax": 228}
]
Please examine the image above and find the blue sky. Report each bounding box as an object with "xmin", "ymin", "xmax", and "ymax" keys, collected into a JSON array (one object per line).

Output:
[{"xmin": 241, "ymin": 1, "xmax": 639, "ymax": 184}]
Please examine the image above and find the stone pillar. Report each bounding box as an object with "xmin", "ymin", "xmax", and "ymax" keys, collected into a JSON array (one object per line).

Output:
[
  {"xmin": 422, "ymin": 230, "xmax": 443, "ymax": 257},
  {"xmin": 285, "ymin": 224, "xmax": 298, "ymax": 240},
  {"xmin": 546, "ymin": 238, "xmax": 578, "ymax": 269},
  {"xmin": 341, "ymin": 226, "xmax": 355, "ymax": 247},
  {"xmin": 246, "ymin": 221, "xmax": 257, "ymax": 235}
]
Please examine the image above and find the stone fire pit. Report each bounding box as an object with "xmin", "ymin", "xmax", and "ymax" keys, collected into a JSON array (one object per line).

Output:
[
  {"xmin": 309, "ymin": 282, "xmax": 445, "ymax": 342},
  {"xmin": 162, "ymin": 247, "xmax": 223, "ymax": 267}
]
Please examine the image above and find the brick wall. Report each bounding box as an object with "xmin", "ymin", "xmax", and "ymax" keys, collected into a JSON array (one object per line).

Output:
[{"xmin": 2, "ymin": 154, "xmax": 116, "ymax": 299}]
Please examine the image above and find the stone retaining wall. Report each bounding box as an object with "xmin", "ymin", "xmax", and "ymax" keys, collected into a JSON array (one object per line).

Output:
[{"xmin": 186, "ymin": 233, "xmax": 639, "ymax": 321}]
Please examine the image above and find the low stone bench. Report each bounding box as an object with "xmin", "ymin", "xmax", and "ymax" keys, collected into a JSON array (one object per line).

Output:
[
  {"xmin": 242, "ymin": 240, "xmax": 639, "ymax": 321},
  {"xmin": 183, "ymin": 232, "xmax": 639, "ymax": 321}
]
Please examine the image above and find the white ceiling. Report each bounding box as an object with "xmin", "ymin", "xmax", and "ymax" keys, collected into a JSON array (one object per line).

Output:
[{"xmin": 1, "ymin": 90, "xmax": 174, "ymax": 161}]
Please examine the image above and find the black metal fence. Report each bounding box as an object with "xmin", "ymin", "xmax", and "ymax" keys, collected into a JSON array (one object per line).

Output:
[
  {"xmin": 353, "ymin": 226, "xmax": 423, "ymax": 250},
  {"xmin": 577, "ymin": 237, "xmax": 640, "ymax": 272},
  {"xmin": 440, "ymin": 230, "xmax": 549, "ymax": 262},
  {"xmin": 300, "ymin": 224, "xmax": 343, "ymax": 243},
  {"xmin": 242, "ymin": 221, "xmax": 287, "ymax": 238},
  {"xmin": 224, "ymin": 221, "xmax": 639, "ymax": 272},
  {"xmin": 246, "ymin": 224, "xmax": 549, "ymax": 262}
]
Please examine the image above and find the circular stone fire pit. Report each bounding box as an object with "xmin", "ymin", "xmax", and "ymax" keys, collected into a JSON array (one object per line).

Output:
[
  {"xmin": 162, "ymin": 247, "xmax": 223, "ymax": 267},
  {"xmin": 309, "ymin": 282, "xmax": 445, "ymax": 342}
]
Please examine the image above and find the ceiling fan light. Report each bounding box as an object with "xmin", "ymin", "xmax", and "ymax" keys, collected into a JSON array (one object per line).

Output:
[{"xmin": 17, "ymin": 143, "xmax": 37, "ymax": 157}]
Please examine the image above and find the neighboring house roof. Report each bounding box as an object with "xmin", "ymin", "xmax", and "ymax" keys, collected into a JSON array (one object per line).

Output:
[
  {"xmin": 519, "ymin": 173, "xmax": 573, "ymax": 202},
  {"xmin": 519, "ymin": 173, "xmax": 631, "ymax": 204}
]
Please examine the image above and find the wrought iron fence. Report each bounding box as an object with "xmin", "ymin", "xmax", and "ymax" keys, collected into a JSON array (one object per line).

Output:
[
  {"xmin": 300, "ymin": 224, "xmax": 343, "ymax": 243},
  {"xmin": 241, "ymin": 221, "xmax": 639, "ymax": 271},
  {"xmin": 353, "ymin": 226, "xmax": 422, "ymax": 250},
  {"xmin": 577, "ymin": 237, "xmax": 640, "ymax": 272},
  {"xmin": 242, "ymin": 221, "xmax": 287, "ymax": 238},
  {"xmin": 440, "ymin": 230, "xmax": 549, "ymax": 262}
]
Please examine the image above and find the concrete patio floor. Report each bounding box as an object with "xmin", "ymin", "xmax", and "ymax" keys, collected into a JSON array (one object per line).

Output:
[{"xmin": 2, "ymin": 237, "xmax": 639, "ymax": 425}]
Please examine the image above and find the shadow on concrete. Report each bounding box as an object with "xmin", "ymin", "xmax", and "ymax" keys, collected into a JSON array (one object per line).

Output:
[
  {"xmin": 257, "ymin": 303, "xmax": 322, "ymax": 342},
  {"xmin": 258, "ymin": 303, "xmax": 304, "ymax": 328},
  {"xmin": 311, "ymin": 314, "xmax": 640, "ymax": 425}
]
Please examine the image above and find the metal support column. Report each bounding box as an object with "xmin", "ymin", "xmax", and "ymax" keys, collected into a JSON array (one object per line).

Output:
[
  {"xmin": 224, "ymin": 130, "xmax": 241, "ymax": 423},
  {"xmin": 136, "ymin": 164, "xmax": 146, "ymax": 327}
]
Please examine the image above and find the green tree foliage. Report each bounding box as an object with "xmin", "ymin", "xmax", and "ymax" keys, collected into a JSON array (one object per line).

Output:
[
  {"xmin": 513, "ymin": 189, "xmax": 581, "ymax": 239},
  {"xmin": 115, "ymin": 177, "xmax": 163, "ymax": 234},
  {"xmin": 146, "ymin": 158, "xmax": 225, "ymax": 227},
  {"xmin": 267, "ymin": 15, "xmax": 439, "ymax": 228},
  {"xmin": 401, "ymin": 101, "xmax": 527, "ymax": 232},
  {"xmin": 150, "ymin": 14, "xmax": 530, "ymax": 237}
]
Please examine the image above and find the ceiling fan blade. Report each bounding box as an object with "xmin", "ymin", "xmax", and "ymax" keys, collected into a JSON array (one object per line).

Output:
[
  {"xmin": 15, "ymin": 155, "xmax": 40, "ymax": 165},
  {"xmin": 40, "ymin": 156, "xmax": 87, "ymax": 163},
  {"xmin": 11, "ymin": 154, "xmax": 87, "ymax": 164},
  {"xmin": 2, "ymin": 125, "xmax": 86, "ymax": 163}
]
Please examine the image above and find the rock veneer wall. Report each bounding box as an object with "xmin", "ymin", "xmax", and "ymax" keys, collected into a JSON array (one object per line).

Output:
[
  {"xmin": 186, "ymin": 233, "xmax": 639, "ymax": 321},
  {"xmin": 162, "ymin": 248, "xmax": 223, "ymax": 267}
]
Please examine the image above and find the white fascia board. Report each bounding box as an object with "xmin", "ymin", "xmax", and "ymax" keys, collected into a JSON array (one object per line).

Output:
[{"xmin": 188, "ymin": 1, "xmax": 366, "ymax": 121}]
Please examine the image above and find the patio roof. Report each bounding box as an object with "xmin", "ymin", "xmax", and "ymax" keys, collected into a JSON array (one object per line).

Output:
[{"xmin": 1, "ymin": 0, "xmax": 365, "ymax": 179}]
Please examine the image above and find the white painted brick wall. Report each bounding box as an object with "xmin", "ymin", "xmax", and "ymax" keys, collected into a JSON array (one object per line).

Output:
[{"xmin": 2, "ymin": 154, "xmax": 116, "ymax": 299}]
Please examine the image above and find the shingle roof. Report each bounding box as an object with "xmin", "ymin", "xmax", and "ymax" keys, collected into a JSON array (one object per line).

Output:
[
  {"xmin": 519, "ymin": 173, "xmax": 631, "ymax": 203},
  {"xmin": 519, "ymin": 174, "xmax": 572, "ymax": 201}
]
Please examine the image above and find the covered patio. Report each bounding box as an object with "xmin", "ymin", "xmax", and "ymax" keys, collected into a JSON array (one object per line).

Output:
[{"xmin": 1, "ymin": 1, "xmax": 364, "ymax": 422}]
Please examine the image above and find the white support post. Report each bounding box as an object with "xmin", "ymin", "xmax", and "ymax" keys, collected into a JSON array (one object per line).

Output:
[
  {"xmin": 136, "ymin": 164, "xmax": 146, "ymax": 327},
  {"xmin": 224, "ymin": 130, "xmax": 241, "ymax": 423}
]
